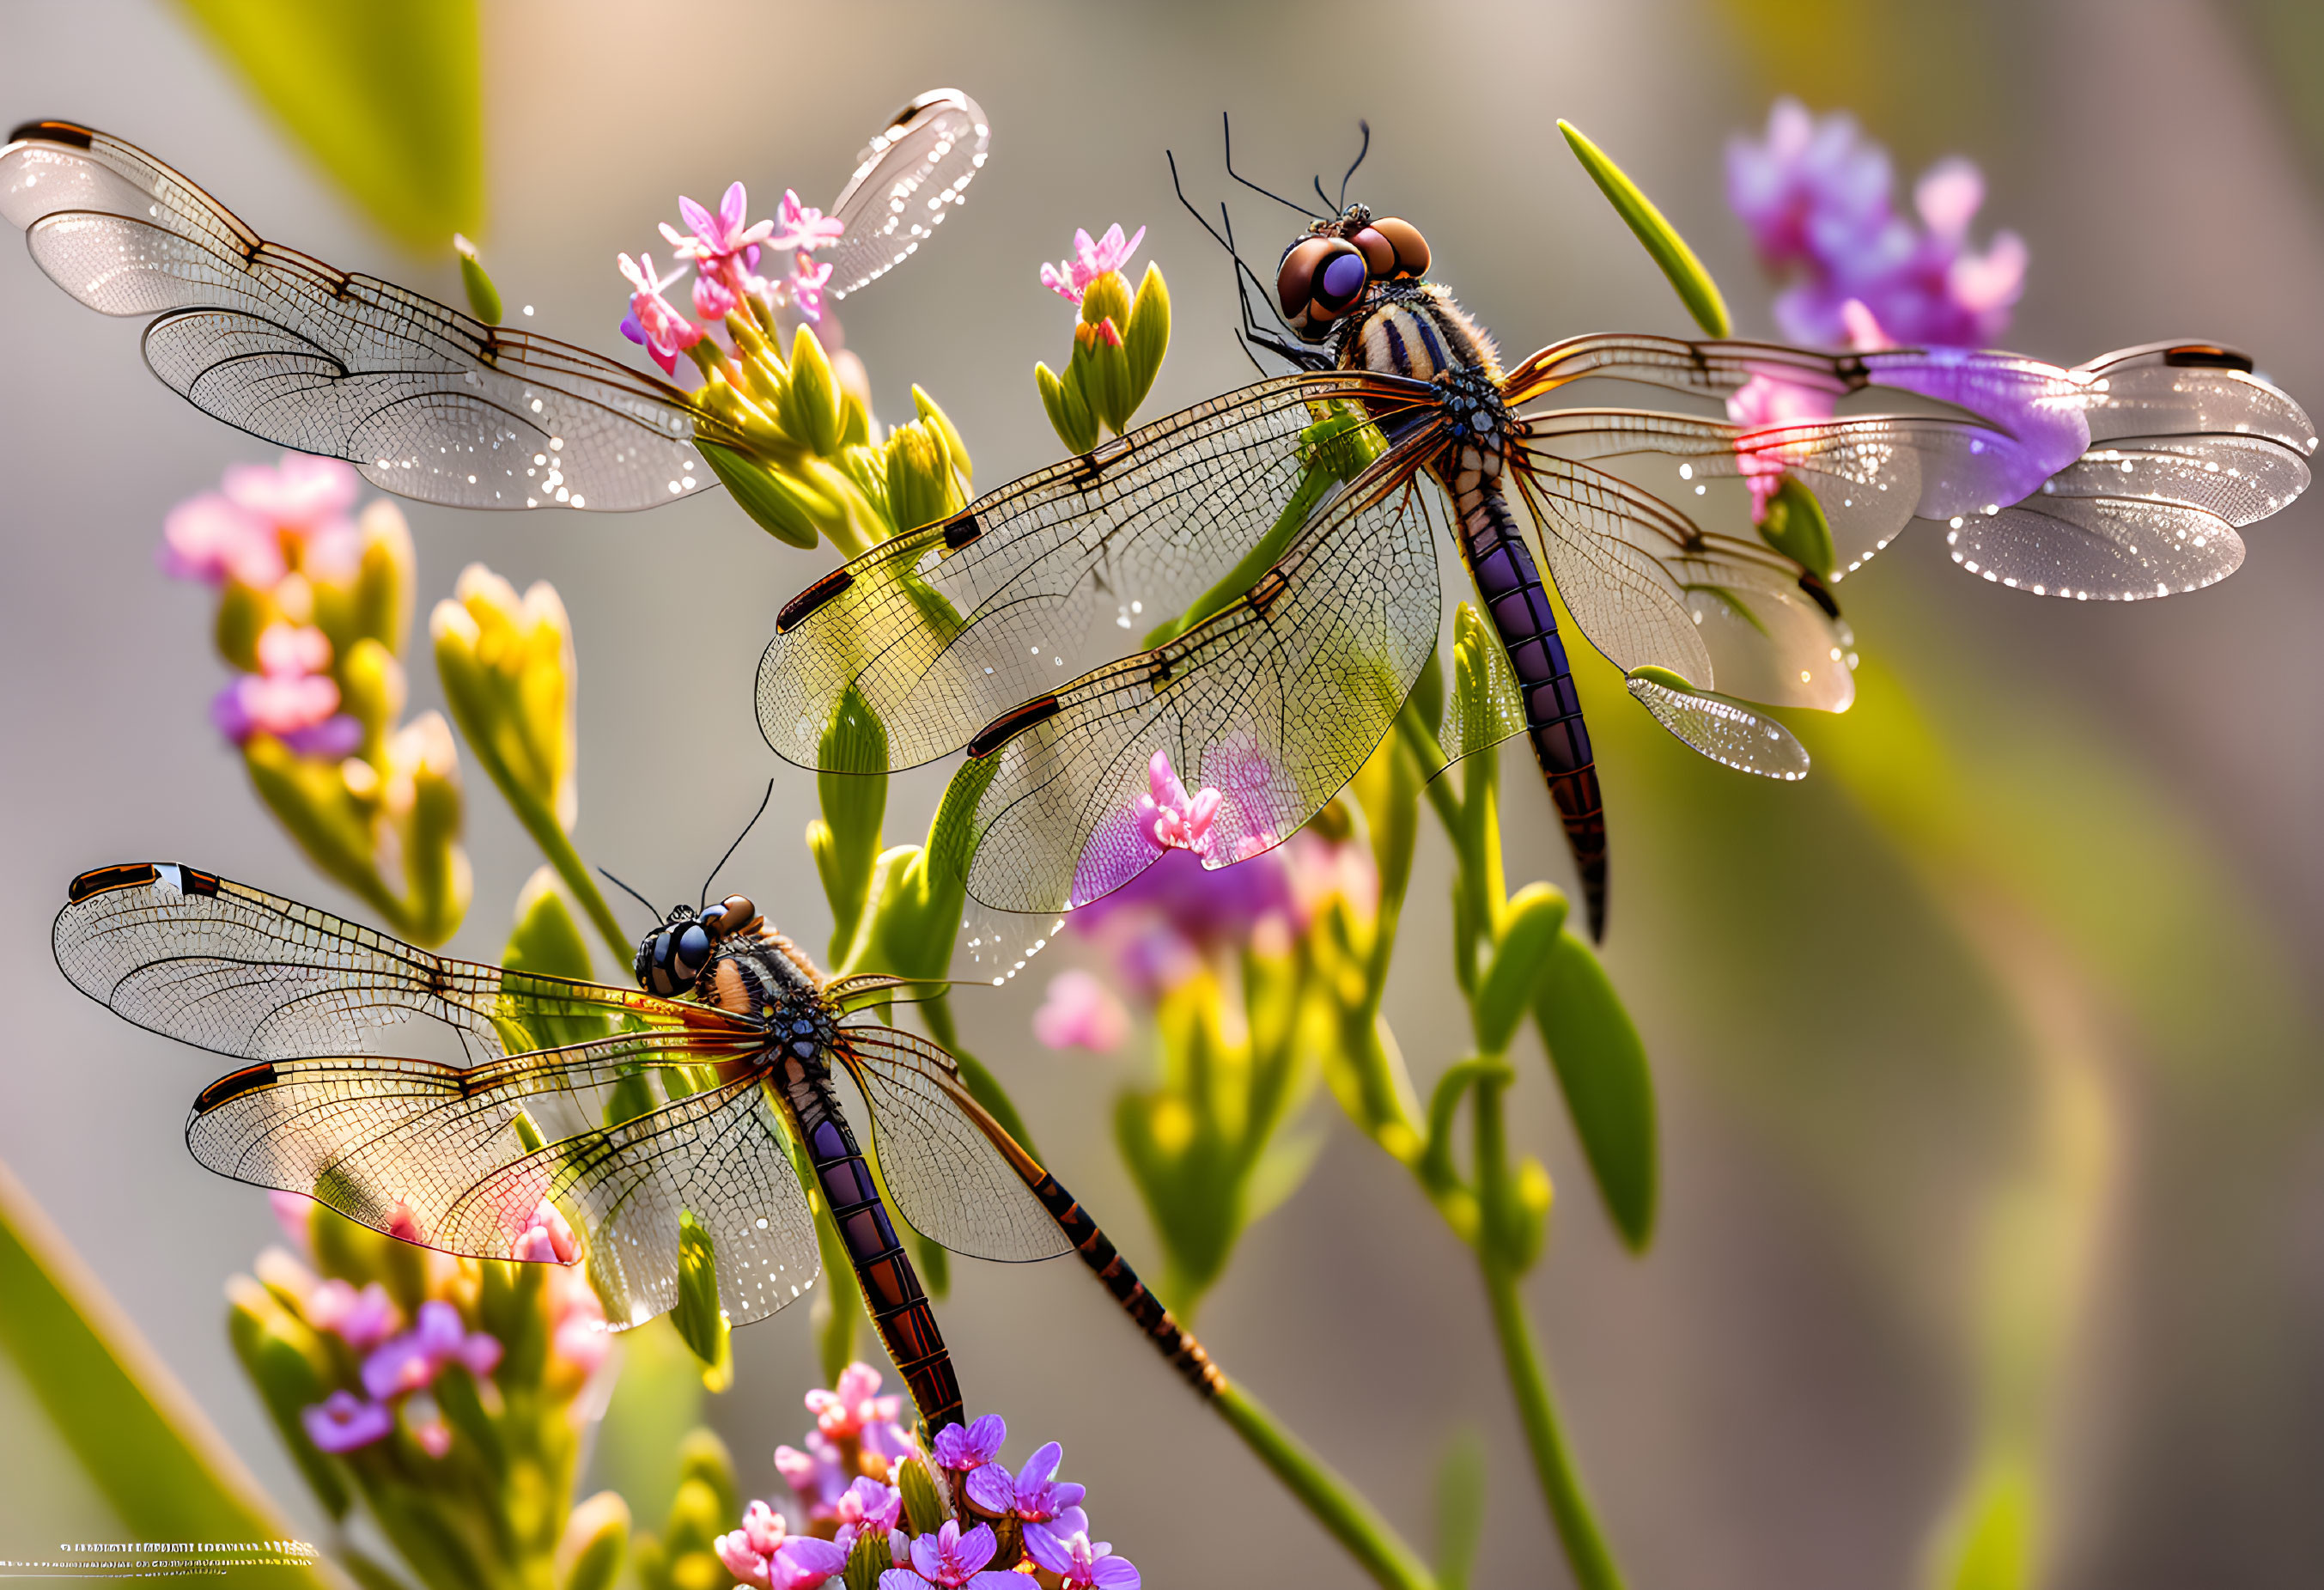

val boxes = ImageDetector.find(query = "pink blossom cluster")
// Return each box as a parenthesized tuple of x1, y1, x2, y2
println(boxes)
(1040, 222, 1144, 305)
(619, 183, 849, 374)
(161, 454, 368, 757)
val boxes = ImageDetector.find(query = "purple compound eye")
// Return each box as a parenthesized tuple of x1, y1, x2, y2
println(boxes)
(1317, 247, 1369, 309)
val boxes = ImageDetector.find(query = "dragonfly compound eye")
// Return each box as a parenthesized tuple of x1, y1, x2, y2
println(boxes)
(1277, 236, 1368, 337)
(1366, 217, 1430, 279)
(675, 922, 712, 972)
(707, 894, 757, 936)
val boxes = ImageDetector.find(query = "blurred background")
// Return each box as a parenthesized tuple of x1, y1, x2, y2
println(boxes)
(3, 1, 2321, 1585)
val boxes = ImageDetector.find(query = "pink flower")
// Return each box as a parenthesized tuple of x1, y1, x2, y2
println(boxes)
(1136, 752, 1220, 856)
(550, 1274, 610, 1378)
(788, 250, 835, 324)
(715, 1499, 790, 1589)
(221, 454, 360, 533)
(769, 189, 846, 254)
(776, 1430, 850, 1520)
(307, 1279, 401, 1352)
(897, 1519, 1015, 1587)
(1725, 371, 1840, 520)
(831, 1476, 904, 1555)
(661, 181, 776, 320)
(159, 493, 282, 587)
(807, 1361, 903, 1440)
(510, 1199, 578, 1264)
(1041, 223, 1145, 304)
(1032, 970, 1130, 1053)
(268, 1191, 315, 1254)
(301, 1390, 392, 1453)
(617, 251, 705, 375)
(411, 1410, 453, 1459)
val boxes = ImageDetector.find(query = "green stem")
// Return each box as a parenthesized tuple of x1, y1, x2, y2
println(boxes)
(506, 790, 630, 967)
(1473, 1079, 1623, 1590)
(1210, 1381, 1437, 1590)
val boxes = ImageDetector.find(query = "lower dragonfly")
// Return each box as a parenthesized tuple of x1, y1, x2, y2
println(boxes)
(757, 139, 2316, 940)
(52, 859, 1220, 1434)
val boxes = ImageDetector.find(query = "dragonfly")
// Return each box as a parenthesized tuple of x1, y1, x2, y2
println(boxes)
(52, 856, 1220, 1435)
(755, 140, 2316, 940)
(0, 92, 986, 510)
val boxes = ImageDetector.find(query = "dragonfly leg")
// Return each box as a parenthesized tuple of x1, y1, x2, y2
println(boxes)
(1456, 478, 1609, 938)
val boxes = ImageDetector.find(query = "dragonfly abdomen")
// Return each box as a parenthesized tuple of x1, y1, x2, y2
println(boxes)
(1025, 1169, 1224, 1398)
(1446, 453, 1609, 938)
(782, 1060, 964, 1434)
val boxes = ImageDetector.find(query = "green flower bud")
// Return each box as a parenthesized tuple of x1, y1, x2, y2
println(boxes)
(911, 386, 973, 486)
(432, 565, 577, 832)
(396, 711, 471, 946)
(782, 325, 844, 458)
(227, 1276, 349, 1520)
(843, 1525, 893, 1590)
(839, 387, 873, 450)
(811, 683, 890, 964)
(557, 1491, 630, 1590)
(453, 233, 502, 325)
(700, 442, 824, 549)
(674, 1429, 739, 1526)
(663, 1475, 726, 1560)
(337, 637, 405, 754)
(672, 1210, 732, 1389)
(1756, 472, 1837, 579)
(214, 577, 274, 673)
(351, 501, 417, 655)
(1035, 360, 1100, 457)
(629, 1532, 672, 1590)
(1120, 261, 1171, 422)
(882, 419, 962, 536)
(896, 1455, 948, 1537)
(1071, 285, 1135, 437)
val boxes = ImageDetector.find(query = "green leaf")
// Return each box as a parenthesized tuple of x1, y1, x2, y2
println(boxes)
(496, 866, 606, 1052)
(896, 1456, 948, 1536)
(453, 234, 501, 324)
(0, 1161, 325, 1572)
(1035, 359, 1101, 456)
(1532, 929, 1658, 1249)
(1122, 261, 1171, 419)
(672, 1209, 732, 1386)
(558, 1492, 630, 1590)
(1475, 885, 1571, 1054)
(176, 0, 482, 253)
(1433, 1428, 1487, 1590)
(699, 441, 823, 549)
(1757, 473, 1838, 579)
(1557, 119, 1731, 338)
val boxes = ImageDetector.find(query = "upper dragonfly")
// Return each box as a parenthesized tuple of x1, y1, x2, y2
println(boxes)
(0, 92, 986, 510)
(52, 858, 1220, 1435)
(755, 151, 2315, 938)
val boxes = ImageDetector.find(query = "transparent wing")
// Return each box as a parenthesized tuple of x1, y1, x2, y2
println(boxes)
(757, 370, 1438, 772)
(1505, 448, 1853, 712)
(824, 90, 991, 300)
(1, 121, 718, 512)
(190, 1049, 819, 1329)
(952, 456, 1443, 914)
(1506, 333, 2312, 594)
(838, 1026, 1069, 1263)
(53, 862, 743, 1063)
(1625, 672, 1810, 781)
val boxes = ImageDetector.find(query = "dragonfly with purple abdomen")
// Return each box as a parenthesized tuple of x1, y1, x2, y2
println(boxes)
(51, 858, 1220, 1437)
(755, 143, 2315, 941)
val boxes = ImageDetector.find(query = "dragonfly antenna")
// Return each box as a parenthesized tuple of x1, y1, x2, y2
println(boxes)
(1339, 119, 1371, 210)
(599, 866, 658, 918)
(1222, 112, 1323, 220)
(701, 780, 776, 910)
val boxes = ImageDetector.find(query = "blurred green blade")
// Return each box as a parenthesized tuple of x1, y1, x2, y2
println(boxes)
(1532, 929, 1658, 1250)
(0, 1158, 329, 1579)
(176, 0, 483, 252)
(1557, 119, 1731, 338)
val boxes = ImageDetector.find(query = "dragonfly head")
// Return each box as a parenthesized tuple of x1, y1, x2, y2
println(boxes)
(634, 893, 758, 997)
(1275, 206, 1431, 343)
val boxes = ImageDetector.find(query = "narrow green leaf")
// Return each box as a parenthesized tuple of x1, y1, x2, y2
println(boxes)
(896, 1456, 947, 1536)
(1477, 884, 1572, 1055)
(1758, 473, 1837, 579)
(0, 1161, 325, 1574)
(699, 442, 823, 549)
(1532, 929, 1658, 1249)
(176, 0, 482, 253)
(1035, 360, 1100, 456)
(453, 235, 501, 325)
(558, 1491, 630, 1590)
(1557, 119, 1731, 338)
(1433, 1428, 1488, 1590)
(672, 1209, 732, 1386)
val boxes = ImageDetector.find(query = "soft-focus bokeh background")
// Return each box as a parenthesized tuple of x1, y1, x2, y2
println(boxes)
(3, 2, 2322, 1585)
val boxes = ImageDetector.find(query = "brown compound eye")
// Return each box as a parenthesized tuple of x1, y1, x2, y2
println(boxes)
(1351, 227, 1397, 277)
(1368, 216, 1429, 278)
(1277, 235, 1369, 340)
(706, 894, 757, 936)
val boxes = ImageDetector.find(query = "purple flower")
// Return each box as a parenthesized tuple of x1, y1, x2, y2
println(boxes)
(967, 1441, 1088, 1562)
(1024, 1526, 1139, 1589)
(360, 1300, 502, 1400)
(661, 181, 777, 320)
(879, 1520, 1016, 1588)
(830, 1475, 904, 1555)
(300, 1390, 392, 1453)
(616, 251, 704, 375)
(1073, 844, 1296, 969)
(1041, 223, 1145, 304)
(1726, 98, 2025, 350)
(1032, 970, 1131, 1053)
(788, 250, 836, 323)
(931, 1411, 1006, 1475)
